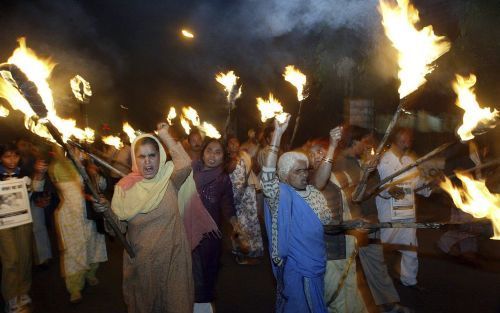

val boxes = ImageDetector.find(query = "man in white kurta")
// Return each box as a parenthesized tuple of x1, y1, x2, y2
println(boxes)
(376, 129, 431, 287)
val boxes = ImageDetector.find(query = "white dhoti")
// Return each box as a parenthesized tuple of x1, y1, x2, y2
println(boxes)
(380, 226, 418, 286)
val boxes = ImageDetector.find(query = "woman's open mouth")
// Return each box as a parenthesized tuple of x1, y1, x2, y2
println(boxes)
(143, 165, 155, 174)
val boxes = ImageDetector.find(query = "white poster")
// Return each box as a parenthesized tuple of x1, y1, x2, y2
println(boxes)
(0, 178, 32, 230)
(390, 183, 416, 220)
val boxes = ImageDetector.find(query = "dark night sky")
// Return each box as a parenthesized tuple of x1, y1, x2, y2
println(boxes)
(0, 0, 498, 142)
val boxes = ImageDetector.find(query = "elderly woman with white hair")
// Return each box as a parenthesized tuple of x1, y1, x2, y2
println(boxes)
(260, 116, 333, 313)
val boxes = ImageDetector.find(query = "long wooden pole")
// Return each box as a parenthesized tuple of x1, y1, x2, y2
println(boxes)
(288, 99, 303, 148)
(352, 94, 413, 202)
(363, 141, 455, 199)
(1, 63, 135, 258)
(47, 123, 135, 258)
(414, 157, 500, 193)
(324, 221, 492, 234)
(68, 141, 127, 178)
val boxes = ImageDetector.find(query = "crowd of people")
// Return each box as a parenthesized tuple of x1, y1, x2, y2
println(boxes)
(0, 117, 494, 313)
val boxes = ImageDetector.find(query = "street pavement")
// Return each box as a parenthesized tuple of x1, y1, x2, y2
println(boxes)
(23, 194, 500, 312)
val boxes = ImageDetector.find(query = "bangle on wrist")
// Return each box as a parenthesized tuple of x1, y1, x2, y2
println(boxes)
(268, 145, 279, 153)
(321, 157, 333, 164)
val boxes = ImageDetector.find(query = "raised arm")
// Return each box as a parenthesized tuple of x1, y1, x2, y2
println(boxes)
(311, 127, 342, 190)
(260, 115, 291, 216)
(157, 122, 192, 188)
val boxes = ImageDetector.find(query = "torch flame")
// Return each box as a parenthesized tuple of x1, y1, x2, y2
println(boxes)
(102, 135, 123, 150)
(180, 117, 191, 135)
(379, 0, 451, 98)
(371, 148, 375, 156)
(199, 121, 221, 139)
(24, 118, 52, 140)
(167, 107, 177, 125)
(179, 106, 220, 137)
(70, 75, 92, 102)
(440, 173, 500, 240)
(283, 65, 307, 101)
(182, 106, 200, 126)
(215, 71, 242, 102)
(0, 37, 95, 143)
(7, 37, 56, 113)
(181, 29, 194, 38)
(452, 74, 498, 141)
(83, 127, 95, 143)
(123, 122, 137, 143)
(0, 105, 9, 117)
(275, 113, 289, 124)
(256, 93, 285, 122)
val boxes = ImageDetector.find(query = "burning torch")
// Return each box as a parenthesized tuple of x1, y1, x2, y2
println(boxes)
(283, 65, 307, 148)
(216, 70, 242, 138)
(0, 63, 135, 258)
(352, 0, 451, 202)
(70, 74, 92, 128)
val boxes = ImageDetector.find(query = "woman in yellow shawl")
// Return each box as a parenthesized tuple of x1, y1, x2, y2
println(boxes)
(94, 123, 194, 313)
(49, 146, 107, 304)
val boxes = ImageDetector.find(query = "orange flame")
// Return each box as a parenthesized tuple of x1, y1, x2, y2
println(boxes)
(181, 29, 194, 38)
(452, 74, 498, 141)
(440, 173, 500, 240)
(182, 106, 200, 126)
(83, 127, 95, 143)
(167, 107, 177, 125)
(379, 0, 450, 98)
(70, 75, 92, 102)
(102, 135, 123, 150)
(0, 105, 9, 117)
(283, 65, 307, 101)
(256, 93, 285, 122)
(0, 37, 95, 143)
(215, 71, 242, 102)
(180, 117, 191, 135)
(199, 121, 221, 139)
(122, 122, 137, 143)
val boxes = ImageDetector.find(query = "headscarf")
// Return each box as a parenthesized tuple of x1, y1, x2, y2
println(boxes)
(178, 171, 221, 250)
(111, 133, 174, 220)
